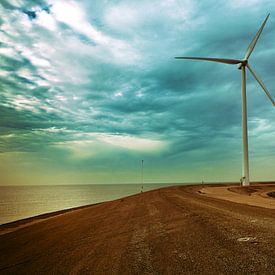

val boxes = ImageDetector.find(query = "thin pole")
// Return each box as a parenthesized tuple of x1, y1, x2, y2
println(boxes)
(241, 66, 250, 186)
(141, 160, 144, 185)
(141, 160, 144, 192)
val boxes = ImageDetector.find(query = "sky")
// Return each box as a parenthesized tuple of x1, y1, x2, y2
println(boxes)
(0, 0, 275, 185)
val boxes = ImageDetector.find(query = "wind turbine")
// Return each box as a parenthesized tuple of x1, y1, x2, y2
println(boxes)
(175, 14, 275, 186)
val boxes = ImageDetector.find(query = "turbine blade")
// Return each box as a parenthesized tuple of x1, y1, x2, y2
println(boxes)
(175, 56, 242, 65)
(247, 64, 275, 106)
(244, 14, 270, 60)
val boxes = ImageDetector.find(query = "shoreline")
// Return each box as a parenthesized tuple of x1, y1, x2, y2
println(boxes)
(1, 182, 274, 235)
(0, 203, 100, 235)
(0, 184, 173, 234)
(0, 183, 183, 226)
(0, 182, 234, 227)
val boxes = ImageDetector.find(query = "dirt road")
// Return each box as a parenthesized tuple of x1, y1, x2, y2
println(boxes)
(0, 184, 274, 274)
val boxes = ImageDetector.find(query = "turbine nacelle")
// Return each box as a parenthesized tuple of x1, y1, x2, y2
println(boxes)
(237, 60, 248, 70)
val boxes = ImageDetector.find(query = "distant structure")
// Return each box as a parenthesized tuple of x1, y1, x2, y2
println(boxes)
(176, 14, 275, 186)
(141, 159, 144, 192)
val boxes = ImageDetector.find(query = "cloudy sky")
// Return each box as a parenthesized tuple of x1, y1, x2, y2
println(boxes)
(0, 0, 275, 185)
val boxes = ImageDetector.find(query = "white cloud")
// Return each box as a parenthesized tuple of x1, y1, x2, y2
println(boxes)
(114, 92, 123, 97)
(250, 118, 273, 135)
(11, 95, 41, 113)
(50, 0, 109, 44)
(14, 44, 51, 71)
(53, 132, 166, 159)
(15, 11, 33, 30)
(55, 95, 67, 102)
(37, 127, 76, 133)
(53, 139, 96, 158)
(27, 53, 50, 67)
(35, 79, 49, 86)
(0, 47, 17, 58)
(73, 132, 165, 151)
(0, 70, 9, 77)
(98, 134, 165, 152)
(230, 0, 264, 8)
(8, 0, 24, 7)
(49, 0, 139, 64)
(104, 5, 141, 31)
(36, 10, 57, 31)
(104, 0, 194, 33)
(17, 68, 38, 82)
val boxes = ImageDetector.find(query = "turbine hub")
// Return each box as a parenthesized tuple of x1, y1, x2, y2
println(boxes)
(242, 60, 248, 66)
(238, 60, 248, 70)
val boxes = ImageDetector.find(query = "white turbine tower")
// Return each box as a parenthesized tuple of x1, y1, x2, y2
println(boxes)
(176, 14, 275, 186)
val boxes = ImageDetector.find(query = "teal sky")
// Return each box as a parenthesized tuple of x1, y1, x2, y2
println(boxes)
(0, 0, 275, 185)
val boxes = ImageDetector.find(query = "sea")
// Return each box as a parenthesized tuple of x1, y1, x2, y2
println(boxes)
(0, 184, 181, 225)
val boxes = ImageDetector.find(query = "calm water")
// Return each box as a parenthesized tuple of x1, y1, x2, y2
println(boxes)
(0, 184, 177, 225)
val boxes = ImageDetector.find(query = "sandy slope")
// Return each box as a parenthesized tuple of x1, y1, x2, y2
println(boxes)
(201, 183, 275, 209)
(0, 184, 274, 274)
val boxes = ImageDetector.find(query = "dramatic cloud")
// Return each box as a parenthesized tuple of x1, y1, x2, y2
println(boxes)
(0, 0, 275, 185)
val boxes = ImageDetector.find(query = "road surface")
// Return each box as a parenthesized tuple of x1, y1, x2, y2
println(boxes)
(0, 184, 274, 274)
